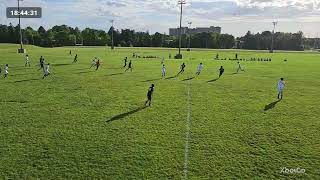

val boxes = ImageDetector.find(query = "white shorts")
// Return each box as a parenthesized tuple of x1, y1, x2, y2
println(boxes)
(278, 88, 283, 93)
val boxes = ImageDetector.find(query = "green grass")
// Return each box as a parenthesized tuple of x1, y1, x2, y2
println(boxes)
(0, 43, 319, 179)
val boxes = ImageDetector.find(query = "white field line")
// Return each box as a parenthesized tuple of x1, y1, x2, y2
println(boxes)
(183, 84, 192, 179)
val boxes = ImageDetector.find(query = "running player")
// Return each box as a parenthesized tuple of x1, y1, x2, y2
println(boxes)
(125, 60, 132, 72)
(236, 62, 245, 73)
(145, 84, 155, 107)
(90, 57, 97, 68)
(43, 63, 50, 79)
(219, 66, 224, 78)
(277, 78, 286, 99)
(196, 63, 203, 75)
(177, 63, 186, 75)
(73, 54, 78, 63)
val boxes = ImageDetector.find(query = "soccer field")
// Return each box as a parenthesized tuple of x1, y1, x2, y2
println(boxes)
(0, 44, 319, 179)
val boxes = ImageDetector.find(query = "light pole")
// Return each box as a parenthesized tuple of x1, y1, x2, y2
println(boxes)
(18, 0, 25, 53)
(187, 21, 192, 51)
(110, 20, 114, 50)
(176, 0, 186, 59)
(270, 21, 278, 53)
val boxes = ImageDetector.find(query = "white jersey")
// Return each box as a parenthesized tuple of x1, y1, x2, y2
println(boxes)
(278, 80, 285, 90)
(197, 64, 203, 72)
(162, 67, 166, 73)
(45, 65, 50, 74)
(25, 57, 29, 62)
(4, 66, 8, 74)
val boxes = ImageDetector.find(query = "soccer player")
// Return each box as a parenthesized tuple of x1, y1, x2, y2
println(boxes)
(96, 59, 100, 70)
(123, 57, 128, 68)
(145, 84, 155, 107)
(90, 57, 97, 68)
(236, 62, 245, 73)
(69, 50, 72, 55)
(161, 57, 165, 64)
(277, 78, 285, 99)
(235, 53, 238, 59)
(161, 65, 166, 78)
(43, 63, 50, 79)
(196, 63, 203, 75)
(3, 64, 8, 78)
(25, 54, 30, 67)
(125, 60, 132, 72)
(39, 56, 45, 70)
(215, 53, 219, 59)
(73, 54, 78, 63)
(219, 66, 224, 78)
(177, 63, 186, 75)
(169, 53, 172, 59)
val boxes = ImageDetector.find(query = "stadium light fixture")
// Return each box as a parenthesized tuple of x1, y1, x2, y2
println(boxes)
(110, 20, 114, 50)
(18, 0, 25, 53)
(270, 21, 278, 53)
(187, 21, 192, 51)
(175, 0, 186, 59)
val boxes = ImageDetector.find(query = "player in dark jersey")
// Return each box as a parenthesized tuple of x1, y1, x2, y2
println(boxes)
(73, 54, 78, 63)
(125, 60, 132, 72)
(39, 56, 45, 70)
(145, 84, 155, 107)
(123, 57, 128, 68)
(177, 63, 186, 75)
(219, 66, 225, 78)
(96, 59, 100, 70)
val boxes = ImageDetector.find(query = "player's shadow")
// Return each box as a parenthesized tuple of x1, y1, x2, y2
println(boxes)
(182, 77, 195, 81)
(207, 78, 219, 83)
(53, 63, 72, 66)
(264, 99, 282, 111)
(166, 75, 177, 80)
(12, 78, 40, 83)
(105, 72, 124, 77)
(106, 106, 147, 123)
(142, 78, 162, 82)
(76, 71, 95, 74)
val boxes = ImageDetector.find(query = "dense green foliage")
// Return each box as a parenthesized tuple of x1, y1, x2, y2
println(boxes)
(0, 44, 319, 178)
(1, 23, 315, 50)
(237, 31, 304, 51)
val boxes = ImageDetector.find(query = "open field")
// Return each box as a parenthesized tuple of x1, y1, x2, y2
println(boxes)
(0, 44, 319, 179)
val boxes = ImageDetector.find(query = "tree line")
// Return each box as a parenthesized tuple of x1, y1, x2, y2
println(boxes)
(0, 23, 314, 51)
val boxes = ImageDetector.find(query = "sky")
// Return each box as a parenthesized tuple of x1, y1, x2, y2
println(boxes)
(1, 0, 320, 37)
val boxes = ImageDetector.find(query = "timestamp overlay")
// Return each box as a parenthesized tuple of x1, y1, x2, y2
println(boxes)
(6, 7, 42, 18)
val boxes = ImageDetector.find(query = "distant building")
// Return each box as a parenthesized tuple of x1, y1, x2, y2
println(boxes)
(169, 26, 221, 36)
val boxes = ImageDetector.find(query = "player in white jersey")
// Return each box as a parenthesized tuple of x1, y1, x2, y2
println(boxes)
(25, 55, 31, 67)
(90, 57, 97, 68)
(3, 64, 8, 78)
(161, 65, 166, 78)
(236, 62, 245, 73)
(196, 63, 203, 75)
(43, 63, 50, 79)
(277, 78, 285, 99)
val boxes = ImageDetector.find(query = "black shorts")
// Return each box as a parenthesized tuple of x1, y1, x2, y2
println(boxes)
(147, 95, 152, 100)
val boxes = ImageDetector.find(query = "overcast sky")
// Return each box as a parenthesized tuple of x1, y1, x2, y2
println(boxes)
(1, 0, 320, 37)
